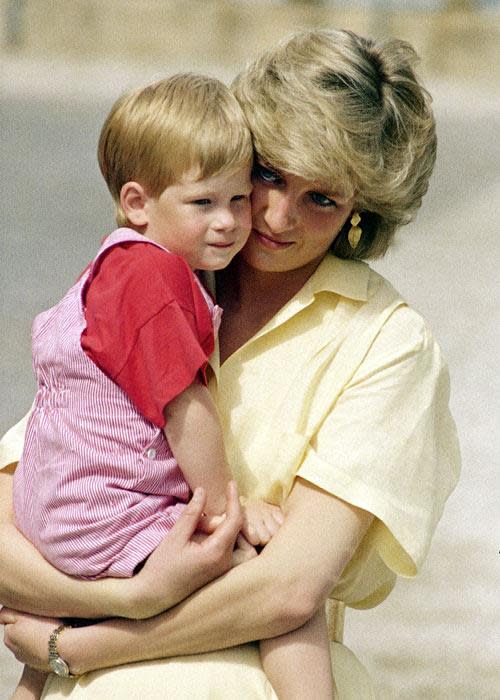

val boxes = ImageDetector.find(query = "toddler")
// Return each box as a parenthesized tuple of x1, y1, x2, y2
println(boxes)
(12, 74, 333, 699)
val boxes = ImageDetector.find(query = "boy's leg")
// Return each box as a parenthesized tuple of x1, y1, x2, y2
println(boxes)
(10, 666, 47, 700)
(260, 606, 335, 699)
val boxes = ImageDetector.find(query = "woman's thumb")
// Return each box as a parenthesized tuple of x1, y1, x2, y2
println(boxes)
(172, 487, 207, 540)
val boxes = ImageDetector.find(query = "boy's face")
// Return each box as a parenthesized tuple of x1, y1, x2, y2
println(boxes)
(144, 165, 252, 270)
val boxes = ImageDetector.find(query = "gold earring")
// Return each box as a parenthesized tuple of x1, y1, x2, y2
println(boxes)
(348, 212, 362, 249)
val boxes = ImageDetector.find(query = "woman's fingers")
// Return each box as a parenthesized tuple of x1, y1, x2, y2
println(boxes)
(205, 481, 242, 548)
(1, 611, 59, 669)
(197, 513, 225, 534)
(219, 481, 243, 535)
(0, 606, 17, 624)
(169, 487, 207, 542)
(225, 481, 242, 519)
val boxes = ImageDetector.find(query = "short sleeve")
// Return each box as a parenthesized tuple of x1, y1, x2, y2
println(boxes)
(81, 243, 214, 428)
(297, 306, 461, 577)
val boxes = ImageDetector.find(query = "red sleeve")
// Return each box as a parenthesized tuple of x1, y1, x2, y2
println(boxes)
(81, 242, 215, 428)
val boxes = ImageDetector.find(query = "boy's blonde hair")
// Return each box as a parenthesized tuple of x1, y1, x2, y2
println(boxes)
(232, 29, 437, 260)
(98, 73, 253, 227)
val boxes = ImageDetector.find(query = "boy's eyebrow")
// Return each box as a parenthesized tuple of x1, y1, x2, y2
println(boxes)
(182, 183, 253, 197)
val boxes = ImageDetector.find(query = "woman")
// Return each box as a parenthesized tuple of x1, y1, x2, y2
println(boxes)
(0, 29, 460, 698)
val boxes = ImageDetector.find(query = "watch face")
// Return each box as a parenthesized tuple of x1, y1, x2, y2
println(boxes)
(49, 656, 70, 677)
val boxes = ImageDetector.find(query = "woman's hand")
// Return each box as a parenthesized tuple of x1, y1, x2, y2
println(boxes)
(0, 607, 58, 670)
(0, 479, 375, 675)
(126, 481, 243, 619)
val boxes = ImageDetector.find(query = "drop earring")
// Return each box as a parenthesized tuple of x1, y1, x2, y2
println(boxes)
(348, 212, 362, 249)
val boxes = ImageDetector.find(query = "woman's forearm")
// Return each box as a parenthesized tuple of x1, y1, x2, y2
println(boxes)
(61, 560, 284, 674)
(60, 478, 373, 674)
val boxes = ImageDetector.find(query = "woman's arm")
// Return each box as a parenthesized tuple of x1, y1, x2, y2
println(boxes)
(2, 477, 373, 674)
(0, 468, 243, 619)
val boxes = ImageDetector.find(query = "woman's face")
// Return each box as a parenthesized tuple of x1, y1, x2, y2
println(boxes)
(239, 162, 355, 274)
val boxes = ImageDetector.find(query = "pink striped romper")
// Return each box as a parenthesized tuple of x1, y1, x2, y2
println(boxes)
(13, 229, 221, 579)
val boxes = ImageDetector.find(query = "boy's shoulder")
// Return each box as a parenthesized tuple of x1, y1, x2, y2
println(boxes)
(99, 233, 194, 281)
(91, 236, 202, 311)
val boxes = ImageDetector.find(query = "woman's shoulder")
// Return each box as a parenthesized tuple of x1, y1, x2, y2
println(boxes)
(360, 271, 446, 380)
(363, 265, 432, 334)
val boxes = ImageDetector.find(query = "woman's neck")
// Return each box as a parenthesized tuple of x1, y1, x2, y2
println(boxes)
(216, 256, 322, 363)
(217, 257, 309, 313)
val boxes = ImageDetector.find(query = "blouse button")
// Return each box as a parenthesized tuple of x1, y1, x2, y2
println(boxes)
(146, 448, 157, 459)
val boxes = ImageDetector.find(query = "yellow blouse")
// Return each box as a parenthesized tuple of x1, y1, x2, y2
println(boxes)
(210, 254, 460, 608)
(0, 254, 460, 698)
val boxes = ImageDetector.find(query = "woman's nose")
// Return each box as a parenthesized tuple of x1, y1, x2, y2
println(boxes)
(264, 190, 298, 233)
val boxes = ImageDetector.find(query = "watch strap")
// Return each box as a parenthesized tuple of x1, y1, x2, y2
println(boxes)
(48, 624, 76, 677)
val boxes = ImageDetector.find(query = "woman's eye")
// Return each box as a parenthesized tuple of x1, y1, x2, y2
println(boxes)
(254, 164, 280, 184)
(310, 192, 337, 208)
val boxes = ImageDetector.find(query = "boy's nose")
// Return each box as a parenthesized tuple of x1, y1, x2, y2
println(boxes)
(213, 208, 236, 231)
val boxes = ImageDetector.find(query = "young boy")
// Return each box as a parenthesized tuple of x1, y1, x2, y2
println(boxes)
(11, 74, 334, 699)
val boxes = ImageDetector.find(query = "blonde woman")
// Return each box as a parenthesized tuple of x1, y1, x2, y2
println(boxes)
(0, 29, 460, 699)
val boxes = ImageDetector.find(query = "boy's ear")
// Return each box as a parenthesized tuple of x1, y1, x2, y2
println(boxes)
(120, 182, 149, 227)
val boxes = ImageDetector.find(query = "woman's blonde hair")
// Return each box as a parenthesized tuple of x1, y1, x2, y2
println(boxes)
(98, 73, 253, 227)
(232, 29, 437, 259)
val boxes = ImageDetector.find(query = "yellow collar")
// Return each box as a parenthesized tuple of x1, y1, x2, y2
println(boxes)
(302, 254, 370, 302)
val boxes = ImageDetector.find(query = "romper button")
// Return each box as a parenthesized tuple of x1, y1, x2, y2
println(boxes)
(146, 448, 156, 459)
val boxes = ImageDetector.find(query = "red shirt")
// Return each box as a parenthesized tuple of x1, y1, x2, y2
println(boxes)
(81, 242, 215, 428)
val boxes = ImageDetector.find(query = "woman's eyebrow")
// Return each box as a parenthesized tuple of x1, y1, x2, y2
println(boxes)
(255, 158, 276, 170)
(315, 186, 351, 203)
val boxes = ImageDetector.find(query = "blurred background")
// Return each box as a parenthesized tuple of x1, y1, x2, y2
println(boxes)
(1, 1, 499, 698)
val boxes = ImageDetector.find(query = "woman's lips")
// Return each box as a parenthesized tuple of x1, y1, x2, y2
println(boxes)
(253, 230, 293, 250)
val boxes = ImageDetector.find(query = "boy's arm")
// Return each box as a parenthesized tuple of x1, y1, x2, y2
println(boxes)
(163, 380, 232, 518)
(164, 384, 284, 542)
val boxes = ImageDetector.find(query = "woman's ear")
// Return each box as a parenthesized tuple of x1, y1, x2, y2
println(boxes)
(120, 182, 149, 228)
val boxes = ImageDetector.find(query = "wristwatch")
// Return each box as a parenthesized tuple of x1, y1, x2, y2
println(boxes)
(48, 624, 76, 677)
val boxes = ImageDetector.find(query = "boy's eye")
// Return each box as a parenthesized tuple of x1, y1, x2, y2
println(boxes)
(192, 198, 211, 206)
(254, 164, 281, 184)
(310, 192, 337, 208)
(231, 194, 249, 202)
